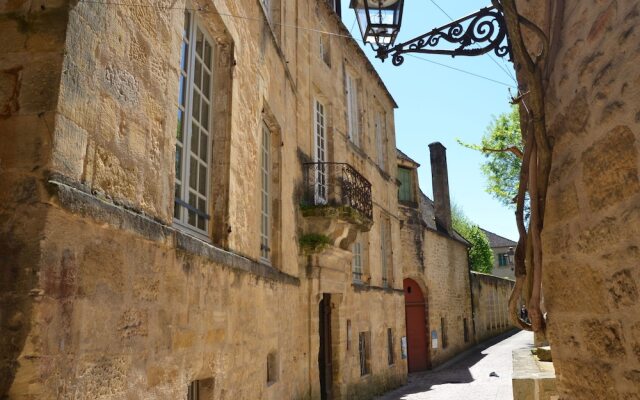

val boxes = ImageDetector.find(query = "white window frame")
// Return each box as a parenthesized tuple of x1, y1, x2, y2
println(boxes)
(313, 99, 328, 205)
(260, 123, 271, 263)
(174, 11, 214, 241)
(352, 241, 363, 282)
(345, 72, 359, 146)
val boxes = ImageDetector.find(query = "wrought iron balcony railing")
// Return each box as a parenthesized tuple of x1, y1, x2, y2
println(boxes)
(302, 162, 373, 220)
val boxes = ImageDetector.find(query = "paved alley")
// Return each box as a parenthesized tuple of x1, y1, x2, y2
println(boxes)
(377, 330, 534, 400)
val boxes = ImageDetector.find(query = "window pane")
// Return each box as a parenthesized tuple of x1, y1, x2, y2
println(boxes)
(188, 193, 197, 226)
(194, 60, 202, 90)
(201, 101, 209, 130)
(196, 29, 204, 57)
(174, 184, 181, 219)
(200, 133, 208, 161)
(175, 144, 182, 177)
(199, 163, 206, 194)
(197, 197, 206, 230)
(191, 124, 199, 154)
(183, 11, 191, 40)
(202, 72, 211, 100)
(192, 92, 201, 120)
(177, 109, 184, 141)
(204, 42, 212, 69)
(189, 157, 198, 189)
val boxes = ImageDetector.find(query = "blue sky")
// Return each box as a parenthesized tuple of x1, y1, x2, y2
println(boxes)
(341, 1, 519, 240)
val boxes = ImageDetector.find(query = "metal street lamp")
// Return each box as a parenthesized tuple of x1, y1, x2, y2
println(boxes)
(507, 246, 515, 268)
(350, 0, 511, 65)
(352, 0, 404, 52)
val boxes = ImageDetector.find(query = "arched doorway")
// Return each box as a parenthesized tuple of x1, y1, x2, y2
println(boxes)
(403, 278, 430, 372)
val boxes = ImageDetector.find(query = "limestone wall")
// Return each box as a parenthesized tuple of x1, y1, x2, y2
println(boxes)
(8, 194, 309, 399)
(470, 272, 515, 343)
(514, 0, 640, 398)
(1, 0, 406, 398)
(399, 203, 474, 368)
(422, 231, 474, 366)
(0, 1, 70, 394)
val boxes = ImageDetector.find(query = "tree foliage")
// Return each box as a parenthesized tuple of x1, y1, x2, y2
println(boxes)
(458, 105, 523, 209)
(451, 203, 494, 274)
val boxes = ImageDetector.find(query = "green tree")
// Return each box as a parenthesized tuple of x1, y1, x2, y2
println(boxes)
(458, 105, 523, 209)
(452, 203, 494, 274)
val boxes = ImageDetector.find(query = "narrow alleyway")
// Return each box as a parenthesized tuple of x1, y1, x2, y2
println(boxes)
(377, 330, 534, 400)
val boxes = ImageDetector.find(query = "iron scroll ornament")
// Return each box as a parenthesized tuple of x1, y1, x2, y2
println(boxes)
(376, 6, 512, 65)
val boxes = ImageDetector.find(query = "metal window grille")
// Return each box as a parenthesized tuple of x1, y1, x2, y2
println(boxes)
(174, 11, 213, 238)
(260, 124, 271, 262)
(352, 241, 363, 282)
(302, 162, 373, 220)
(346, 73, 359, 146)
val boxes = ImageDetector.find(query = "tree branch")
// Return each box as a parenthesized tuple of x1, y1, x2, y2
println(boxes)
(481, 146, 524, 159)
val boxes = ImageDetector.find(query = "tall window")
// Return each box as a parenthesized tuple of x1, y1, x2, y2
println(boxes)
(260, 124, 271, 262)
(175, 11, 213, 238)
(387, 328, 395, 365)
(352, 241, 363, 283)
(441, 317, 448, 349)
(380, 218, 392, 288)
(397, 167, 413, 202)
(314, 99, 328, 204)
(375, 113, 385, 170)
(320, 35, 331, 66)
(345, 72, 359, 146)
(359, 331, 371, 376)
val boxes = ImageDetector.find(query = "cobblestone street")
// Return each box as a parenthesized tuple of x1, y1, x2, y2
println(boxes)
(377, 330, 534, 400)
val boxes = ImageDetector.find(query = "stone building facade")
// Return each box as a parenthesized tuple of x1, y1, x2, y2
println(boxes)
(512, 0, 640, 398)
(0, 1, 406, 399)
(395, 147, 475, 370)
(480, 228, 517, 280)
(395, 147, 518, 371)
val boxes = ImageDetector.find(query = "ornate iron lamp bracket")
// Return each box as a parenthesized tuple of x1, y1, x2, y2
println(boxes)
(377, 6, 512, 66)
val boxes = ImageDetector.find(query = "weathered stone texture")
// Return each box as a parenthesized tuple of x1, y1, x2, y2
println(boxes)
(1, 0, 406, 398)
(470, 272, 515, 343)
(516, 0, 640, 397)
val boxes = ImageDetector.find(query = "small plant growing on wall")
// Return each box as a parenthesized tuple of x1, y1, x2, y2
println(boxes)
(299, 233, 332, 254)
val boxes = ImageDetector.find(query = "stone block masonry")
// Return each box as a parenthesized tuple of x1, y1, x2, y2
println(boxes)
(512, 0, 640, 398)
(1, 0, 406, 398)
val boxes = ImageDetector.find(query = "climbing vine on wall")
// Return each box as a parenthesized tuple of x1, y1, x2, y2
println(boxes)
(497, 0, 553, 335)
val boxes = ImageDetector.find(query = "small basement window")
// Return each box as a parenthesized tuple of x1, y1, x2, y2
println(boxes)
(267, 351, 279, 385)
(187, 378, 214, 400)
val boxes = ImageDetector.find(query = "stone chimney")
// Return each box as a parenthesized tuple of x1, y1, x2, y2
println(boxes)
(429, 142, 452, 236)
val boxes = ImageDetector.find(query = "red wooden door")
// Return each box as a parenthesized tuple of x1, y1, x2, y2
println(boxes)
(404, 278, 430, 372)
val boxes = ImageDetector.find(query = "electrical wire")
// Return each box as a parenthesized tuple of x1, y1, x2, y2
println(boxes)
(427, 0, 518, 84)
(407, 54, 516, 88)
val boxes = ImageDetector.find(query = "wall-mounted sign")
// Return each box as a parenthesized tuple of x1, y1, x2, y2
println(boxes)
(400, 336, 407, 359)
(431, 330, 438, 349)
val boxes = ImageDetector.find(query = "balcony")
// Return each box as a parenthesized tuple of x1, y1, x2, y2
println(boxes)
(300, 162, 373, 246)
